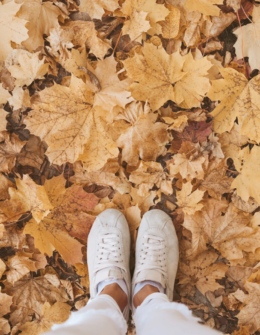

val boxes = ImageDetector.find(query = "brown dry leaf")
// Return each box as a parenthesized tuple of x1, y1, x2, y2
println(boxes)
(209, 69, 260, 142)
(174, 52, 212, 109)
(25, 76, 94, 165)
(159, 4, 180, 39)
(0, 226, 25, 249)
(62, 21, 111, 59)
(75, 263, 89, 290)
(0, 291, 12, 317)
(79, 0, 119, 19)
(232, 193, 259, 213)
(176, 181, 204, 215)
(0, 1, 28, 61)
(3, 274, 68, 326)
(84, 56, 133, 113)
(0, 259, 6, 279)
(177, 250, 228, 295)
(123, 43, 185, 111)
(201, 133, 224, 159)
(16, 0, 61, 52)
(19, 302, 71, 335)
(218, 123, 248, 168)
(234, 281, 260, 333)
(232, 146, 260, 204)
(168, 153, 206, 180)
(185, 0, 223, 16)
(46, 25, 74, 62)
(6, 255, 36, 285)
(0, 318, 10, 335)
(0, 175, 53, 224)
(0, 84, 11, 105)
(122, 0, 169, 37)
(184, 201, 260, 260)
(8, 87, 31, 110)
(117, 101, 169, 166)
(6, 50, 49, 88)
(0, 174, 14, 200)
(129, 161, 172, 195)
(0, 132, 26, 173)
(200, 158, 233, 199)
(234, 6, 260, 71)
(122, 11, 151, 42)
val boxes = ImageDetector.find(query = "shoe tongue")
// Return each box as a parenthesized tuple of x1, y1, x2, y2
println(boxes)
(136, 269, 166, 288)
(95, 267, 124, 287)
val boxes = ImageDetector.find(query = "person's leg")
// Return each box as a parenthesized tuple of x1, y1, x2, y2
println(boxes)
(44, 209, 131, 335)
(131, 209, 220, 335)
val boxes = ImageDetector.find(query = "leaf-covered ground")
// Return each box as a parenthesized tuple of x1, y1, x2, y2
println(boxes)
(0, 0, 260, 334)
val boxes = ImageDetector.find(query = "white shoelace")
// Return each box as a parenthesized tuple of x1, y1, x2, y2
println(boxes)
(138, 234, 167, 275)
(95, 233, 123, 271)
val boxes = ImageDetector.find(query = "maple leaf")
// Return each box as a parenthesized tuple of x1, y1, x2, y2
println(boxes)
(46, 25, 74, 62)
(234, 6, 260, 70)
(16, 0, 61, 52)
(232, 146, 260, 204)
(0, 175, 53, 224)
(3, 274, 68, 326)
(0, 259, 6, 278)
(75, 263, 89, 289)
(8, 87, 31, 111)
(0, 1, 28, 61)
(200, 158, 233, 199)
(0, 226, 25, 249)
(63, 21, 111, 59)
(234, 281, 260, 333)
(169, 121, 213, 153)
(176, 181, 204, 215)
(174, 53, 212, 109)
(184, 201, 260, 260)
(24, 179, 98, 264)
(0, 318, 10, 335)
(208, 68, 260, 142)
(123, 43, 185, 111)
(116, 101, 169, 166)
(185, 0, 223, 16)
(122, 11, 151, 42)
(6, 254, 36, 285)
(0, 291, 12, 317)
(218, 123, 248, 168)
(177, 250, 228, 295)
(159, 4, 181, 39)
(0, 132, 26, 173)
(19, 302, 71, 335)
(129, 161, 173, 195)
(6, 50, 49, 88)
(79, 0, 119, 19)
(168, 153, 206, 180)
(85, 56, 133, 113)
(25, 76, 94, 165)
(0, 84, 11, 105)
(122, 0, 169, 37)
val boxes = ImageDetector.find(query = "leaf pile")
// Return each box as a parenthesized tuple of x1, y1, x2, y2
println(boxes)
(0, 0, 259, 334)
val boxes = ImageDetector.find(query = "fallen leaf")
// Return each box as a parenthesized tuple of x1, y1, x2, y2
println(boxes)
(6, 50, 49, 87)
(0, 291, 12, 317)
(185, 0, 223, 16)
(3, 274, 68, 326)
(8, 87, 31, 110)
(122, 11, 151, 42)
(0, 84, 11, 104)
(0, 132, 26, 173)
(169, 153, 206, 180)
(123, 43, 185, 111)
(117, 101, 169, 166)
(19, 302, 71, 335)
(177, 250, 228, 295)
(0, 1, 28, 61)
(159, 4, 180, 39)
(176, 181, 204, 215)
(6, 255, 36, 285)
(79, 0, 119, 19)
(16, 0, 61, 52)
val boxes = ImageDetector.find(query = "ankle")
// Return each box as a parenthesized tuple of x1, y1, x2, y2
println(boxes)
(133, 284, 159, 308)
(100, 283, 128, 312)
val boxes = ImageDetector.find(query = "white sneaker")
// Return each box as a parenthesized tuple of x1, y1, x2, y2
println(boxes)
(132, 209, 179, 311)
(87, 209, 131, 320)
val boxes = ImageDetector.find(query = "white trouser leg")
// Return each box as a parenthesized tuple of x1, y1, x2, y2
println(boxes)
(43, 295, 127, 335)
(134, 292, 220, 335)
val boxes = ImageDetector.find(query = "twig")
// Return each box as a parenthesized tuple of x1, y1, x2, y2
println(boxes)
(113, 17, 127, 54)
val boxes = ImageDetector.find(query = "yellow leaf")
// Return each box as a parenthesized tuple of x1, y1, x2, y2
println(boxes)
(185, 0, 223, 16)
(0, 1, 28, 61)
(160, 5, 180, 39)
(176, 181, 204, 215)
(79, 0, 119, 19)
